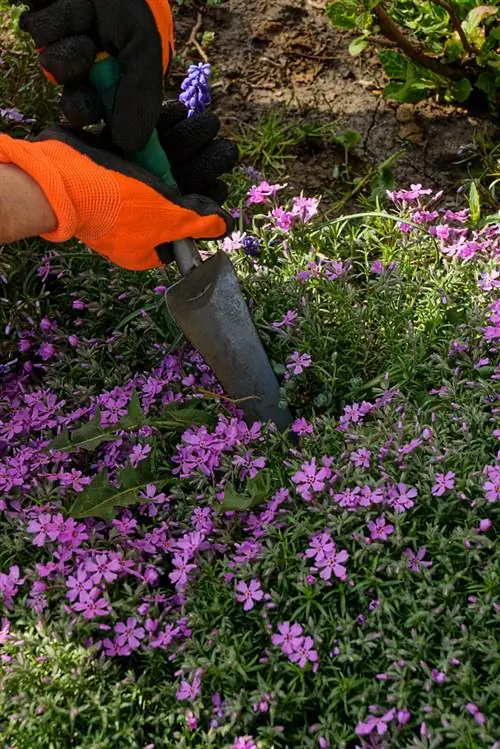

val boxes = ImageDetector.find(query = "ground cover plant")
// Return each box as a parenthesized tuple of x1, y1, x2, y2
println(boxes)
(1, 2, 500, 748)
(1, 166, 499, 747)
(326, 0, 500, 112)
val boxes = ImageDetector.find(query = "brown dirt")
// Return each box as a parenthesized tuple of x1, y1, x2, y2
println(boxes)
(172, 0, 496, 197)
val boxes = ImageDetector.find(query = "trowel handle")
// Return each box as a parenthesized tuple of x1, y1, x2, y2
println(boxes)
(88, 53, 201, 273)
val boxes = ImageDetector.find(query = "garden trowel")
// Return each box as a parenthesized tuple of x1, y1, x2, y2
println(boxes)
(90, 55, 292, 431)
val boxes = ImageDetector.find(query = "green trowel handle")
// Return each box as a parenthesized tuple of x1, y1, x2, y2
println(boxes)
(88, 53, 177, 188)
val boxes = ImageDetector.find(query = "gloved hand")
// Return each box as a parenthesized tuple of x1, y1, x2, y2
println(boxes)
(0, 103, 238, 270)
(19, 0, 174, 152)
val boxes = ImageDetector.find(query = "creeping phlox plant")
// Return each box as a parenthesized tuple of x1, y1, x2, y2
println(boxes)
(0, 173, 499, 747)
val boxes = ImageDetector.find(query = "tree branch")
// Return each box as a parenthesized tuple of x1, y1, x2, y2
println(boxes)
(429, 0, 474, 54)
(373, 3, 465, 81)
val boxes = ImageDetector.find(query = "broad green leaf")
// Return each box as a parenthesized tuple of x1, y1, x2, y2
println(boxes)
(69, 460, 170, 520)
(378, 49, 408, 80)
(117, 390, 146, 429)
(463, 5, 498, 37)
(153, 406, 213, 430)
(468, 182, 481, 222)
(48, 427, 72, 452)
(67, 409, 115, 452)
(444, 35, 465, 64)
(326, 0, 360, 29)
(476, 70, 497, 98)
(349, 36, 368, 56)
(383, 80, 432, 103)
(449, 77, 473, 103)
(215, 472, 272, 513)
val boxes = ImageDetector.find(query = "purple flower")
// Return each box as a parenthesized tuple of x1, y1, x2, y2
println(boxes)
(431, 669, 446, 684)
(129, 443, 151, 467)
(431, 471, 455, 496)
(169, 554, 197, 590)
(176, 668, 203, 701)
(389, 483, 417, 513)
(291, 417, 313, 436)
(483, 471, 499, 502)
(115, 617, 145, 649)
(235, 579, 264, 611)
(288, 635, 318, 668)
(388, 184, 433, 202)
(291, 195, 319, 222)
(179, 63, 211, 117)
(230, 737, 257, 749)
(313, 544, 349, 581)
(272, 310, 298, 330)
(272, 207, 294, 231)
(286, 351, 312, 375)
(351, 448, 371, 468)
(465, 703, 486, 725)
(37, 342, 56, 361)
(305, 532, 335, 563)
(271, 621, 303, 654)
(233, 450, 266, 480)
(403, 547, 432, 572)
(73, 590, 111, 620)
(242, 235, 263, 257)
(367, 515, 394, 541)
(66, 568, 93, 602)
(292, 457, 329, 501)
(246, 180, 285, 205)
(355, 710, 395, 736)
(85, 554, 121, 584)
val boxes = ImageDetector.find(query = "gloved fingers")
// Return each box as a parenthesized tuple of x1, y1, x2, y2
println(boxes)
(38, 35, 96, 83)
(60, 84, 102, 128)
(24, 0, 56, 11)
(113, 31, 165, 153)
(19, 0, 94, 48)
(159, 111, 221, 165)
(203, 179, 229, 206)
(156, 100, 191, 131)
(174, 139, 239, 195)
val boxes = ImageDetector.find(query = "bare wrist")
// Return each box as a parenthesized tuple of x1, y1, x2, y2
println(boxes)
(0, 164, 57, 244)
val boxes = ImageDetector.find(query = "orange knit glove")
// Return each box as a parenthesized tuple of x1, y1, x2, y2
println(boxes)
(0, 126, 233, 271)
(20, 0, 174, 152)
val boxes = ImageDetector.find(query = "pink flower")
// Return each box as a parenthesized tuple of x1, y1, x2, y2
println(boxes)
(403, 547, 432, 572)
(367, 515, 394, 541)
(115, 617, 145, 649)
(351, 448, 371, 468)
(169, 554, 197, 590)
(314, 546, 349, 581)
(431, 471, 455, 496)
(291, 417, 313, 436)
(355, 710, 395, 736)
(246, 180, 285, 205)
(288, 635, 318, 668)
(85, 554, 121, 584)
(272, 207, 294, 232)
(271, 621, 303, 654)
(272, 310, 298, 329)
(292, 457, 329, 501)
(176, 668, 203, 701)
(233, 450, 266, 480)
(390, 483, 417, 513)
(291, 195, 319, 222)
(231, 736, 257, 749)
(66, 568, 93, 602)
(221, 230, 246, 252)
(465, 702, 486, 725)
(235, 579, 264, 611)
(305, 532, 335, 563)
(431, 669, 446, 684)
(286, 351, 312, 375)
(73, 591, 111, 620)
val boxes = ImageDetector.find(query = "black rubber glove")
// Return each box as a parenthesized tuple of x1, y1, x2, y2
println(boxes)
(19, 0, 174, 152)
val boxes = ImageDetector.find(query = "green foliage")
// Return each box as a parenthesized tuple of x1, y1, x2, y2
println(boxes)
(326, 0, 500, 112)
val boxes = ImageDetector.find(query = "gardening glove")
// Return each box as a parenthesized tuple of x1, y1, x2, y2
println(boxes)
(0, 104, 237, 270)
(19, 0, 174, 152)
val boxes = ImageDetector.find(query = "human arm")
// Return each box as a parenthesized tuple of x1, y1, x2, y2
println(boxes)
(0, 106, 237, 268)
(0, 164, 57, 244)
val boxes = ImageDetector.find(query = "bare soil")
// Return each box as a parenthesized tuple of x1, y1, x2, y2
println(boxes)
(172, 0, 496, 197)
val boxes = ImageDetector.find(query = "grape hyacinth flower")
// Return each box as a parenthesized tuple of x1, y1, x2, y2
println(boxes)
(179, 63, 211, 117)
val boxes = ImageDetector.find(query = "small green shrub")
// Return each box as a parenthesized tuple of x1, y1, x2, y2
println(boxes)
(326, 0, 500, 112)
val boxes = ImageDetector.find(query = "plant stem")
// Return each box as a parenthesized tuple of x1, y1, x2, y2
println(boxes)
(372, 2, 465, 81)
(429, 0, 474, 54)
